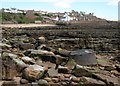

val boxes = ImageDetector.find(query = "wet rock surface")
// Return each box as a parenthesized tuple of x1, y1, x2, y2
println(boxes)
(0, 25, 120, 86)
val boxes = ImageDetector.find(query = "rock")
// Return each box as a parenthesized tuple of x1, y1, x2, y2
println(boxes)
(72, 65, 93, 77)
(97, 58, 111, 67)
(58, 74, 65, 81)
(2, 52, 18, 60)
(54, 55, 69, 69)
(49, 82, 60, 86)
(71, 82, 78, 86)
(20, 79, 29, 84)
(70, 49, 97, 65)
(12, 58, 28, 72)
(13, 77, 21, 84)
(111, 70, 120, 76)
(38, 45, 56, 52)
(31, 82, 39, 86)
(22, 65, 46, 81)
(58, 66, 69, 74)
(36, 61, 56, 69)
(57, 48, 71, 56)
(44, 77, 52, 82)
(60, 81, 68, 86)
(93, 73, 120, 85)
(63, 74, 71, 78)
(115, 64, 120, 72)
(52, 78, 59, 83)
(70, 76, 80, 82)
(65, 59, 76, 70)
(37, 79, 49, 86)
(0, 81, 4, 86)
(21, 56, 35, 64)
(60, 79, 71, 86)
(48, 68, 58, 77)
(26, 49, 55, 58)
(38, 36, 46, 44)
(104, 65, 116, 71)
(0, 43, 11, 49)
(19, 43, 35, 50)
(2, 81, 17, 86)
(79, 76, 106, 86)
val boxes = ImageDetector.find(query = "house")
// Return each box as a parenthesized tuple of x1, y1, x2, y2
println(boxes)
(26, 10, 37, 20)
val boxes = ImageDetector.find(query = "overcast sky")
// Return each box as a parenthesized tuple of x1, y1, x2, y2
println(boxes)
(1, 0, 119, 20)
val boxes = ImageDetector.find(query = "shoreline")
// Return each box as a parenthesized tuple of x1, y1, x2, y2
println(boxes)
(0, 24, 56, 28)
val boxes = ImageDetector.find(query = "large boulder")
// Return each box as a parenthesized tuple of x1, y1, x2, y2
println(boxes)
(21, 56, 35, 64)
(24, 49, 56, 63)
(22, 65, 47, 81)
(72, 65, 93, 77)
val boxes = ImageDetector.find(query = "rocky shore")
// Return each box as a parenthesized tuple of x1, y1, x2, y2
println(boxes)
(0, 24, 120, 86)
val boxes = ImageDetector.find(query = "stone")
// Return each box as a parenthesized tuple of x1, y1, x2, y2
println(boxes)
(38, 36, 46, 43)
(44, 77, 52, 82)
(70, 49, 97, 65)
(57, 74, 65, 81)
(71, 82, 78, 86)
(26, 49, 55, 57)
(52, 78, 59, 83)
(58, 66, 69, 74)
(104, 65, 116, 71)
(13, 77, 21, 84)
(70, 76, 80, 82)
(2, 52, 18, 60)
(19, 43, 35, 50)
(115, 64, 120, 72)
(48, 68, 58, 77)
(20, 79, 29, 84)
(97, 58, 111, 67)
(72, 65, 93, 77)
(37, 79, 49, 86)
(0, 81, 4, 86)
(78, 76, 106, 86)
(57, 48, 71, 56)
(0, 43, 11, 48)
(49, 82, 60, 86)
(63, 74, 71, 78)
(12, 58, 28, 72)
(60, 81, 68, 86)
(2, 81, 17, 86)
(65, 59, 76, 70)
(54, 55, 68, 69)
(111, 70, 120, 76)
(36, 61, 56, 69)
(22, 65, 45, 81)
(31, 82, 39, 86)
(21, 56, 35, 64)
(93, 73, 120, 85)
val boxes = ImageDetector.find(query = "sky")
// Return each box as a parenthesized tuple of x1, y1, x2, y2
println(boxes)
(0, 0, 119, 21)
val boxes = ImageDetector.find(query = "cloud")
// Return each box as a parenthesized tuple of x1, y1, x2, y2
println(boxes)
(107, 0, 119, 6)
(2, 0, 119, 9)
(53, 0, 74, 9)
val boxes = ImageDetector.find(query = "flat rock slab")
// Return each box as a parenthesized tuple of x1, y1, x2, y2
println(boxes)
(48, 68, 58, 77)
(94, 73, 120, 85)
